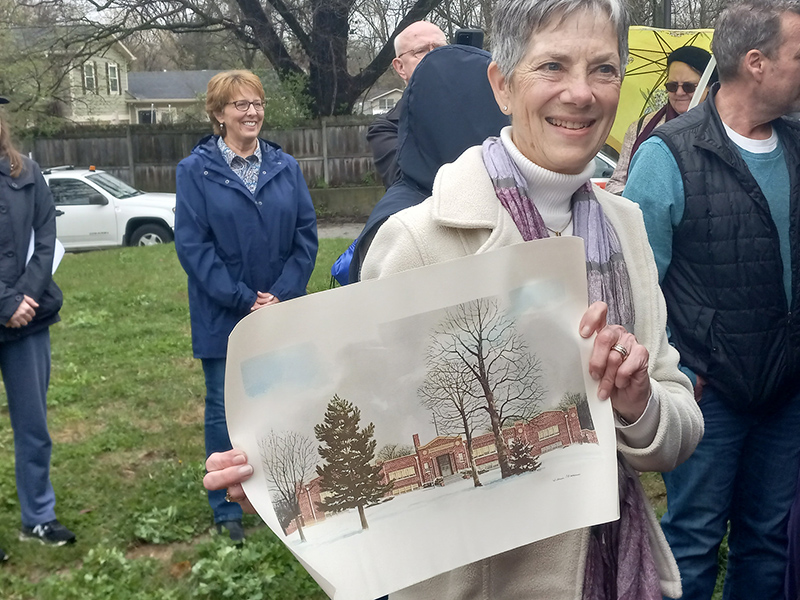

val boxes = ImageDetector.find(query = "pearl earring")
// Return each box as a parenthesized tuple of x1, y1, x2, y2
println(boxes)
(503, 105, 508, 111)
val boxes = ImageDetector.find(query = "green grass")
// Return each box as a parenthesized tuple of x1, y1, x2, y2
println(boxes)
(0, 239, 726, 598)
(0, 240, 350, 599)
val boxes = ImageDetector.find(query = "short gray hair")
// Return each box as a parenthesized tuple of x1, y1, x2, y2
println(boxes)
(713, 0, 800, 82)
(491, 0, 630, 79)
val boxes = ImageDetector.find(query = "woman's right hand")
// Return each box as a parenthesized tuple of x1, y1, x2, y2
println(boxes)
(204, 450, 257, 514)
(5, 295, 38, 328)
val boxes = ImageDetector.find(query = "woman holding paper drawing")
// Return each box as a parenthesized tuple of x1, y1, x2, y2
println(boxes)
(0, 103, 76, 556)
(205, 0, 703, 596)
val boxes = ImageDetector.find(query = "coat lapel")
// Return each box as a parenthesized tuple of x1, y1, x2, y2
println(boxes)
(430, 146, 524, 254)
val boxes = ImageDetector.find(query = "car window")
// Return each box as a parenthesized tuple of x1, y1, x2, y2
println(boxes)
(48, 179, 102, 206)
(86, 172, 142, 199)
(593, 155, 614, 179)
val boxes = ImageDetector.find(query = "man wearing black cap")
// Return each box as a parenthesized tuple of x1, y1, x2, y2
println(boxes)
(624, 1, 800, 598)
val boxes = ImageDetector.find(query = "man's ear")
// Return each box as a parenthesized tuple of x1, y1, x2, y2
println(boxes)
(487, 62, 511, 114)
(392, 57, 407, 82)
(743, 48, 767, 83)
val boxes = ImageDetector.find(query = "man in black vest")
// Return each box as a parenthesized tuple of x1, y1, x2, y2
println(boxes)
(623, 1, 800, 598)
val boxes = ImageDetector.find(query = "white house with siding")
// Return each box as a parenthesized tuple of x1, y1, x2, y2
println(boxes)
(67, 41, 136, 124)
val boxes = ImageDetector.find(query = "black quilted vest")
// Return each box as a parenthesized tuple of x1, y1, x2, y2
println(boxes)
(653, 89, 800, 413)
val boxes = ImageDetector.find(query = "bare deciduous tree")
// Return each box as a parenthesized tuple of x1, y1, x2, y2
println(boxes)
(259, 430, 317, 542)
(419, 358, 484, 487)
(29, 0, 446, 117)
(422, 298, 546, 479)
(376, 443, 415, 462)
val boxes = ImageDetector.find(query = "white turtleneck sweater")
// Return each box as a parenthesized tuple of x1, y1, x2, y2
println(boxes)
(500, 126, 658, 445)
(500, 126, 594, 237)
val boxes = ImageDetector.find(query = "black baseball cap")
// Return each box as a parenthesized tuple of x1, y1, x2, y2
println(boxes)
(0, 97, 8, 104)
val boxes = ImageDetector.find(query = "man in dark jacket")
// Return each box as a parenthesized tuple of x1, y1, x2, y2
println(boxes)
(623, 1, 800, 598)
(349, 45, 510, 283)
(366, 21, 446, 189)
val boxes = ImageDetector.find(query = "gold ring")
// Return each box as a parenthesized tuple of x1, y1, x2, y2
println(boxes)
(611, 343, 628, 361)
(225, 492, 236, 503)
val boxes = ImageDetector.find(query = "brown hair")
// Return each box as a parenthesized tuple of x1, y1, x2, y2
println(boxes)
(0, 115, 24, 178)
(205, 70, 266, 137)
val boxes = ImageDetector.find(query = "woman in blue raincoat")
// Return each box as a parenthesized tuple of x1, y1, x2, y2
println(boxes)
(175, 71, 317, 542)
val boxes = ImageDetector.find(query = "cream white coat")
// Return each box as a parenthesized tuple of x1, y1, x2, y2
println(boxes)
(362, 145, 703, 600)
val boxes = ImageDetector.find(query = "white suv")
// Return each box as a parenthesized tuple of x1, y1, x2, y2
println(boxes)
(42, 166, 176, 251)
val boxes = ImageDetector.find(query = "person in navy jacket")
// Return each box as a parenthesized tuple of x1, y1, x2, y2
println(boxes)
(0, 101, 76, 555)
(174, 71, 318, 542)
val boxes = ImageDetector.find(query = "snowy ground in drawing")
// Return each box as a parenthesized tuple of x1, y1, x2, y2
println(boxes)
(283, 444, 614, 599)
(226, 240, 621, 600)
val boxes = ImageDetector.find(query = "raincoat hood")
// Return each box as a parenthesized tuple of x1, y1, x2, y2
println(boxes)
(349, 44, 509, 283)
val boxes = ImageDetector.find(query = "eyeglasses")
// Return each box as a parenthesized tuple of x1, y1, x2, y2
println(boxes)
(227, 100, 265, 112)
(397, 41, 446, 60)
(665, 81, 698, 94)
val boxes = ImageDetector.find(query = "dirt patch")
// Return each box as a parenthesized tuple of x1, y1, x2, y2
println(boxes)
(126, 536, 207, 562)
(51, 420, 101, 444)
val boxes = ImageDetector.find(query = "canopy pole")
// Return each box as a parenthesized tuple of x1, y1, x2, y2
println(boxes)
(689, 55, 717, 111)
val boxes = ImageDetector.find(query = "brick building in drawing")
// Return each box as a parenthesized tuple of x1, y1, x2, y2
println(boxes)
(284, 405, 596, 535)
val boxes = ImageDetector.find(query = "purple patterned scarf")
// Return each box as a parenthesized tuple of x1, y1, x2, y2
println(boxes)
(481, 136, 634, 329)
(482, 136, 661, 599)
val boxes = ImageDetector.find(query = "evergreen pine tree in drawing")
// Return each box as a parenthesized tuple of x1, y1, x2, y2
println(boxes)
(507, 438, 541, 475)
(314, 395, 393, 530)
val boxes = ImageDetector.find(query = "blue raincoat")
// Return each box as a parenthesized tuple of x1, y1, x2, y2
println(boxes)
(175, 135, 318, 358)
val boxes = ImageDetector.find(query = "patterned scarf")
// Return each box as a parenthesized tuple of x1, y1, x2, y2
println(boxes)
(482, 137, 661, 599)
(481, 136, 634, 329)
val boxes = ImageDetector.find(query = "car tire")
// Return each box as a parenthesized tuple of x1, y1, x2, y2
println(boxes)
(129, 223, 172, 246)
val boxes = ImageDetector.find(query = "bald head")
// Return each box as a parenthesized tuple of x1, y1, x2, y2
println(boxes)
(392, 21, 447, 83)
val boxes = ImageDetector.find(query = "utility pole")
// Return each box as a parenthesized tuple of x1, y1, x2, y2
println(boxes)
(663, 0, 672, 28)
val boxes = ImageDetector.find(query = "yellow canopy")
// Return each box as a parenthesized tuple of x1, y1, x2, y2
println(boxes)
(608, 26, 714, 152)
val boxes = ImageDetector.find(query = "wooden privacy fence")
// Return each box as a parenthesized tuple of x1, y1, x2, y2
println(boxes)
(28, 117, 379, 192)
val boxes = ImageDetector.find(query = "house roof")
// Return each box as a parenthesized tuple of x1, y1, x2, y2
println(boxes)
(367, 88, 403, 102)
(10, 26, 136, 61)
(127, 70, 223, 101)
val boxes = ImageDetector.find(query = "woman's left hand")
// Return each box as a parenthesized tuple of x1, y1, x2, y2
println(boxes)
(580, 301, 651, 423)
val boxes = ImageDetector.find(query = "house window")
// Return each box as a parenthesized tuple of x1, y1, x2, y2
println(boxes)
(378, 98, 396, 111)
(108, 64, 119, 94)
(388, 467, 415, 481)
(538, 425, 560, 440)
(83, 63, 96, 93)
(472, 444, 496, 458)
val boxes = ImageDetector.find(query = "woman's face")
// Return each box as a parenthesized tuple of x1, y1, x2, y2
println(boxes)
(488, 10, 621, 174)
(214, 85, 264, 151)
(666, 61, 703, 114)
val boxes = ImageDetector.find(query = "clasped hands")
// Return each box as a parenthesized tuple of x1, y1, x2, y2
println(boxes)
(5, 295, 38, 328)
(250, 291, 280, 312)
(205, 301, 652, 504)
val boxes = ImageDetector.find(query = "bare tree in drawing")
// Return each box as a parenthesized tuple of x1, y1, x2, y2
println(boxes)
(423, 298, 547, 479)
(419, 358, 485, 487)
(259, 431, 317, 542)
(376, 444, 415, 463)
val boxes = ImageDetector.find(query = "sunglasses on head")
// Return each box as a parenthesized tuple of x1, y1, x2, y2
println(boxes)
(665, 81, 698, 94)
